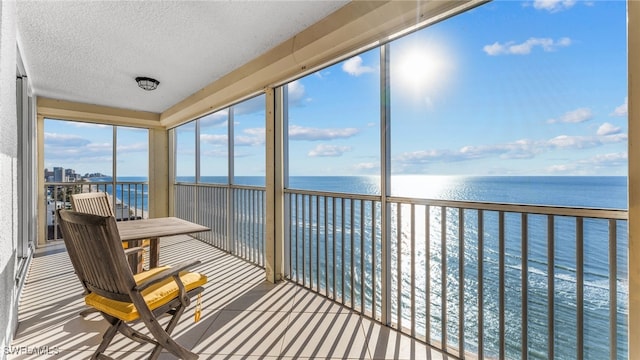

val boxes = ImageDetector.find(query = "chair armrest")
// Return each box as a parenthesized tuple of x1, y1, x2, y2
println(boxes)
(134, 260, 202, 291)
(124, 247, 144, 256)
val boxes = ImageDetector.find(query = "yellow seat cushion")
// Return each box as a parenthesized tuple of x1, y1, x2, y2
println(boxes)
(122, 239, 151, 249)
(85, 266, 207, 322)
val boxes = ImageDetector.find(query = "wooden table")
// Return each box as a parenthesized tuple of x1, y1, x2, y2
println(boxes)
(117, 217, 210, 270)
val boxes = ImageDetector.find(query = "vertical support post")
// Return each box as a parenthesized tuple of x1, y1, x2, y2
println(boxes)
(16, 76, 29, 257)
(576, 217, 584, 360)
(112, 126, 118, 216)
(265, 87, 284, 283)
(380, 43, 392, 326)
(194, 120, 201, 224)
(628, 0, 639, 356)
(458, 209, 465, 358)
(522, 213, 529, 360)
(609, 219, 617, 360)
(168, 128, 176, 217)
(149, 128, 169, 218)
(477, 210, 484, 359)
(547, 215, 555, 360)
(37, 115, 46, 246)
(425, 205, 431, 343)
(499, 211, 506, 359)
(227, 106, 235, 254)
(441, 206, 448, 350)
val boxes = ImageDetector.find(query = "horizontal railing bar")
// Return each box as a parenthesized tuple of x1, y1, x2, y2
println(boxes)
(181, 185, 628, 220)
(283, 189, 627, 220)
(45, 181, 149, 185)
(284, 188, 381, 202)
(174, 182, 266, 191)
(388, 196, 627, 220)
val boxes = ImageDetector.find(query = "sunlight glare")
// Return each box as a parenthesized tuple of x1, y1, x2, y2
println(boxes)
(393, 40, 453, 106)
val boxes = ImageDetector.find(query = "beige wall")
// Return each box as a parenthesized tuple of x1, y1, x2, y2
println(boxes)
(0, 0, 20, 350)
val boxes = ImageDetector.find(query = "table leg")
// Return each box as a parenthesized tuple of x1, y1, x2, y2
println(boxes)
(127, 239, 144, 274)
(150, 238, 159, 269)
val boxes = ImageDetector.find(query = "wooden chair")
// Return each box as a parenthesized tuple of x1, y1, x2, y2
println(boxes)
(71, 192, 148, 273)
(57, 209, 207, 360)
(70, 192, 115, 217)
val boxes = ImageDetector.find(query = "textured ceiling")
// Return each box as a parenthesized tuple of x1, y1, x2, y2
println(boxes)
(16, 1, 348, 114)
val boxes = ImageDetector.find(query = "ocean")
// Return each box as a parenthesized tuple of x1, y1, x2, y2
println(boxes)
(175, 175, 627, 208)
(138, 175, 627, 358)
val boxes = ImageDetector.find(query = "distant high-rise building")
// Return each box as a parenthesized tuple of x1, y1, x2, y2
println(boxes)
(53, 167, 65, 182)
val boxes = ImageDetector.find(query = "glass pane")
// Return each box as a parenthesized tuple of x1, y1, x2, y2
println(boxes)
(389, 2, 627, 201)
(175, 121, 196, 182)
(117, 126, 148, 219)
(200, 109, 229, 184)
(116, 126, 148, 180)
(286, 48, 381, 194)
(44, 119, 113, 181)
(233, 94, 266, 186)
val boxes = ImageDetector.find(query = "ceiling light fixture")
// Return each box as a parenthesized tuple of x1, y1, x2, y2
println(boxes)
(135, 76, 159, 91)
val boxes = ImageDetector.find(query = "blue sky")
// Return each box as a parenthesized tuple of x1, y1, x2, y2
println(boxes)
(46, 0, 628, 178)
(44, 120, 148, 177)
(287, 0, 627, 176)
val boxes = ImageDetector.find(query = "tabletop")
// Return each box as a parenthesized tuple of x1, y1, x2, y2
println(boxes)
(117, 217, 210, 241)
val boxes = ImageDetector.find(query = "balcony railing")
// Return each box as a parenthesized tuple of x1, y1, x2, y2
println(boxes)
(45, 181, 148, 241)
(176, 184, 628, 359)
(174, 183, 266, 267)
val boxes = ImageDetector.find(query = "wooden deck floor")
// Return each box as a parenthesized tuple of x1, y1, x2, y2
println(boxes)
(10, 235, 449, 359)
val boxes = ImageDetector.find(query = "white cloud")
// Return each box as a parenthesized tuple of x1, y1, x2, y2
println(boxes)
(289, 125, 359, 141)
(308, 144, 352, 157)
(353, 162, 378, 171)
(200, 110, 228, 127)
(234, 96, 265, 116)
(599, 133, 628, 144)
(533, 0, 577, 12)
(342, 56, 375, 76)
(200, 133, 227, 145)
(546, 152, 627, 174)
(547, 107, 592, 124)
(584, 152, 628, 166)
(546, 164, 577, 174)
(394, 130, 627, 169)
(597, 122, 622, 136)
(117, 142, 147, 152)
(482, 43, 505, 56)
(484, 37, 571, 56)
(235, 128, 265, 146)
(588, 152, 628, 165)
(547, 135, 600, 149)
(44, 133, 121, 165)
(611, 97, 628, 117)
(287, 80, 307, 106)
(201, 149, 227, 157)
(73, 123, 110, 129)
(44, 132, 90, 147)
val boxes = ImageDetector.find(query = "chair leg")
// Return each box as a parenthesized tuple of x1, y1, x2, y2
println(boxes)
(148, 306, 186, 360)
(146, 305, 197, 360)
(117, 322, 157, 345)
(92, 315, 122, 360)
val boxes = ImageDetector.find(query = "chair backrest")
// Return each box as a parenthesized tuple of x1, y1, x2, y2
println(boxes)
(57, 209, 136, 302)
(71, 192, 115, 217)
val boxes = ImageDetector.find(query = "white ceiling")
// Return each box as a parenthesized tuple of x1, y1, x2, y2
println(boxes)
(16, 1, 349, 114)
